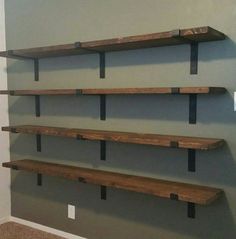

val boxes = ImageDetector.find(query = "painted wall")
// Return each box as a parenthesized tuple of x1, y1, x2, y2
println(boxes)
(0, 0, 10, 223)
(4, 0, 236, 238)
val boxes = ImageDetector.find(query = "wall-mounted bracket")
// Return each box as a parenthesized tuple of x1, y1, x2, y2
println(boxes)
(171, 29, 198, 75)
(189, 94, 197, 124)
(187, 202, 195, 218)
(77, 135, 84, 140)
(190, 43, 198, 75)
(100, 140, 106, 161)
(36, 134, 41, 152)
(9, 90, 15, 96)
(35, 95, 40, 117)
(188, 149, 196, 172)
(101, 185, 107, 200)
(78, 177, 106, 200)
(171, 144, 196, 172)
(75, 42, 106, 79)
(76, 89, 83, 95)
(99, 52, 105, 79)
(170, 193, 179, 201)
(34, 59, 39, 81)
(170, 141, 179, 148)
(171, 87, 180, 94)
(11, 165, 19, 170)
(170, 192, 195, 218)
(100, 95, 106, 120)
(78, 177, 86, 183)
(10, 128, 18, 133)
(6, 51, 40, 81)
(172, 88, 197, 124)
(37, 173, 42, 186)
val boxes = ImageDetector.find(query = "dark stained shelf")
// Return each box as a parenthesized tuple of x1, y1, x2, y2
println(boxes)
(0, 87, 226, 96)
(0, 26, 225, 59)
(2, 125, 224, 150)
(0, 87, 226, 125)
(2, 159, 222, 205)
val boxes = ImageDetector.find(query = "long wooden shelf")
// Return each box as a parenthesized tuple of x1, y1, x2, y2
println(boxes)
(2, 159, 222, 205)
(0, 87, 226, 96)
(0, 26, 225, 59)
(2, 125, 224, 150)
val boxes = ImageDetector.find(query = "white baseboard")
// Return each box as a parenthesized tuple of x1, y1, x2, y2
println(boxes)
(0, 216, 10, 225)
(9, 216, 86, 239)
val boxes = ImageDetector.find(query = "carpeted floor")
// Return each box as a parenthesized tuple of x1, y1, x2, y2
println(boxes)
(0, 222, 66, 239)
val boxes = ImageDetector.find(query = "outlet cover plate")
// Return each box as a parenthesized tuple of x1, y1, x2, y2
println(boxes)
(234, 92, 236, 111)
(68, 204, 75, 220)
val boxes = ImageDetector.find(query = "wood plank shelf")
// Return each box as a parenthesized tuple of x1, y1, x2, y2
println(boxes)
(3, 125, 224, 173)
(0, 87, 226, 95)
(2, 125, 224, 150)
(0, 87, 226, 124)
(0, 26, 226, 78)
(2, 159, 223, 218)
(0, 27, 225, 59)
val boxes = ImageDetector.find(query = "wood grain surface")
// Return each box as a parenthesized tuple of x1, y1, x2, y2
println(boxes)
(2, 159, 223, 205)
(0, 26, 225, 59)
(2, 125, 225, 150)
(0, 87, 226, 96)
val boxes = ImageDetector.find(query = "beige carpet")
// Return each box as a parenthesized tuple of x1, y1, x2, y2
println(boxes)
(0, 222, 67, 239)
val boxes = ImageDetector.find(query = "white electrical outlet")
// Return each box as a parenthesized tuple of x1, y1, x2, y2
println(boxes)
(234, 92, 236, 111)
(68, 204, 75, 220)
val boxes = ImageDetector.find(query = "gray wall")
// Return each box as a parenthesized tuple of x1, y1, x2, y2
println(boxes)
(4, 0, 236, 238)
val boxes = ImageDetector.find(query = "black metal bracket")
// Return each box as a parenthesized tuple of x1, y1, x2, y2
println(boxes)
(74, 42, 81, 48)
(101, 185, 107, 200)
(170, 193, 195, 218)
(190, 43, 198, 75)
(74, 42, 106, 79)
(100, 139, 107, 199)
(170, 193, 179, 201)
(76, 89, 83, 95)
(187, 202, 195, 218)
(37, 173, 42, 186)
(78, 177, 106, 200)
(36, 134, 41, 152)
(171, 29, 198, 75)
(76, 135, 85, 140)
(188, 149, 196, 172)
(99, 52, 105, 79)
(11, 165, 18, 170)
(171, 87, 180, 94)
(170, 141, 179, 148)
(10, 128, 18, 133)
(34, 59, 39, 81)
(100, 95, 106, 120)
(78, 177, 86, 183)
(35, 95, 40, 117)
(189, 94, 197, 124)
(100, 140, 106, 161)
(6, 51, 40, 81)
(9, 90, 15, 96)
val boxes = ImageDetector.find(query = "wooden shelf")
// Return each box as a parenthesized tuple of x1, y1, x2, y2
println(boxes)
(2, 125, 224, 150)
(0, 87, 226, 96)
(0, 87, 226, 124)
(0, 26, 225, 59)
(2, 159, 222, 205)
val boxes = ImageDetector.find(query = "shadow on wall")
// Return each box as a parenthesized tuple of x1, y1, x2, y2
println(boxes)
(9, 95, 100, 120)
